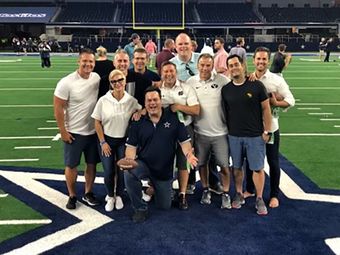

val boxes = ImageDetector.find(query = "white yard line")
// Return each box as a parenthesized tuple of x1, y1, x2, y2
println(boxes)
(0, 88, 54, 91)
(297, 103, 340, 106)
(38, 127, 59, 130)
(0, 105, 53, 108)
(46, 120, 56, 123)
(0, 78, 60, 80)
(0, 159, 39, 162)
(334, 125, 340, 128)
(0, 193, 8, 198)
(308, 113, 333, 115)
(285, 77, 340, 80)
(14, 146, 51, 149)
(281, 133, 340, 136)
(291, 87, 340, 90)
(320, 119, 340, 121)
(52, 133, 61, 141)
(0, 219, 52, 225)
(0, 136, 54, 140)
(297, 108, 321, 110)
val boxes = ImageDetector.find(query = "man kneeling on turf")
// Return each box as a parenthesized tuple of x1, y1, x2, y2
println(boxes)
(121, 86, 197, 223)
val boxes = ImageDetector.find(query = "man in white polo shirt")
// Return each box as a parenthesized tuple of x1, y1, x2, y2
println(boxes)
(159, 61, 200, 210)
(54, 48, 101, 210)
(186, 53, 232, 209)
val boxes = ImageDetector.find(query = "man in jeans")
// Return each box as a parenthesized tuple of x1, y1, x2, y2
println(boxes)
(222, 54, 272, 215)
(123, 86, 198, 223)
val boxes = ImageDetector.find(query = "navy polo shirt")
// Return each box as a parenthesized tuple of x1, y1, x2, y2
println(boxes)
(126, 108, 190, 180)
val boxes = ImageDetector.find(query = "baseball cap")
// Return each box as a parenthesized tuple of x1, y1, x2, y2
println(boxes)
(130, 33, 140, 40)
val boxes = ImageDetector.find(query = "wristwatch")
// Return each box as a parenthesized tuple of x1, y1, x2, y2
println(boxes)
(100, 140, 107, 146)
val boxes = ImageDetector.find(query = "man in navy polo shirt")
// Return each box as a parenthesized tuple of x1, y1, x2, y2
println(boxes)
(123, 86, 198, 223)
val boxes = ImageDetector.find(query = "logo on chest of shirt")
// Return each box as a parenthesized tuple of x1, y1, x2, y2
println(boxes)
(211, 84, 218, 89)
(164, 122, 171, 128)
(178, 91, 184, 96)
(246, 92, 253, 98)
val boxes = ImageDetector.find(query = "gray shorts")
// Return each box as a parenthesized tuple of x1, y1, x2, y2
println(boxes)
(63, 133, 100, 168)
(195, 133, 229, 168)
(176, 125, 194, 170)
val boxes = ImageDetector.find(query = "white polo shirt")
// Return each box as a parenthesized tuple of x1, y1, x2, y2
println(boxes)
(91, 91, 141, 138)
(160, 80, 199, 126)
(54, 71, 100, 135)
(258, 70, 295, 132)
(187, 73, 230, 137)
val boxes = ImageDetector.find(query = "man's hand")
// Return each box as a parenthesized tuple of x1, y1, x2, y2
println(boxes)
(61, 130, 74, 144)
(101, 142, 112, 157)
(170, 103, 180, 112)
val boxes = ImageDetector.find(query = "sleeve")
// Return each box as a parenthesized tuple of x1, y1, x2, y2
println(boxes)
(257, 81, 269, 102)
(277, 78, 295, 107)
(184, 84, 199, 106)
(54, 78, 69, 101)
(177, 119, 191, 144)
(125, 121, 139, 147)
(91, 98, 103, 121)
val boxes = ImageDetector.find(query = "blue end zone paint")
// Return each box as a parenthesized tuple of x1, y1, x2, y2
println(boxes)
(0, 156, 339, 255)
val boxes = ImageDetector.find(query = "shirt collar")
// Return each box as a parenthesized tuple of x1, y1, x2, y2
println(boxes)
(199, 72, 216, 83)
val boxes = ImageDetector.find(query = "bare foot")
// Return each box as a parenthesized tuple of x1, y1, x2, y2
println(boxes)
(269, 197, 279, 208)
(244, 191, 255, 199)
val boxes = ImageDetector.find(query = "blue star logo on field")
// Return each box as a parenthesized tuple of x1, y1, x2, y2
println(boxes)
(0, 156, 340, 254)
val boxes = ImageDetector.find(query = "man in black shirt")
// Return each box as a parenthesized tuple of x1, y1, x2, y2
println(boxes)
(270, 44, 291, 76)
(221, 54, 272, 215)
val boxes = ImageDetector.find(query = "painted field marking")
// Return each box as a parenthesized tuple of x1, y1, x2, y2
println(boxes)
(334, 125, 340, 128)
(320, 119, 340, 121)
(0, 59, 22, 63)
(0, 170, 112, 255)
(38, 127, 59, 130)
(52, 133, 61, 141)
(0, 159, 39, 162)
(286, 77, 340, 80)
(0, 88, 54, 91)
(46, 120, 56, 123)
(297, 108, 321, 110)
(14, 146, 51, 150)
(308, 113, 333, 115)
(291, 87, 340, 90)
(0, 105, 53, 108)
(0, 78, 60, 80)
(0, 136, 54, 140)
(0, 193, 8, 198)
(297, 103, 340, 106)
(0, 219, 52, 225)
(281, 133, 340, 136)
(0, 71, 68, 73)
(325, 238, 340, 254)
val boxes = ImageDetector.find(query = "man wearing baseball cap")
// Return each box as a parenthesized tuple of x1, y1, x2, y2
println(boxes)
(124, 33, 141, 68)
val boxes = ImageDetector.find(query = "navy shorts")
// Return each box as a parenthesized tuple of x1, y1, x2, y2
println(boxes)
(63, 133, 100, 168)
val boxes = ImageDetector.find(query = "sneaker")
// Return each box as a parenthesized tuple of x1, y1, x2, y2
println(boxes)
(255, 197, 268, 215)
(178, 193, 188, 210)
(209, 182, 224, 195)
(186, 184, 196, 195)
(142, 190, 152, 202)
(132, 210, 148, 223)
(200, 190, 211, 205)
(105, 196, 115, 212)
(82, 192, 100, 206)
(232, 192, 245, 209)
(115, 196, 124, 210)
(66, 196, 77, 210)
(221, 193, 231, 209)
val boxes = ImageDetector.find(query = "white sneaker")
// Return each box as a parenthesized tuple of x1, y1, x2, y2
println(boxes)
(142, 190, 152, 202)
(115, 196, 124, 210)
(105, 196, 115, 212)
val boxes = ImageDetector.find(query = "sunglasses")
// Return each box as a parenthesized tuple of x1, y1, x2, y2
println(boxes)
(110, 78, 125, 85)
(185, 64, 195, 76)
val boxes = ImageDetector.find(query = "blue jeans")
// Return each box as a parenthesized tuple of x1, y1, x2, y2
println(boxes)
(124, 160, 172, 212)
(98, 136, 125, 197)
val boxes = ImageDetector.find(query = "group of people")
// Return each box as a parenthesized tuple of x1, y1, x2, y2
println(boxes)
(54, 32, 295, 223)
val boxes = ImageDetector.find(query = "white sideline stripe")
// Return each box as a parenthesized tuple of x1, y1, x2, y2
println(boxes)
(0, 136, 54, 140)
(320, 119, 340, 121)
(292, 87, 340, 90)
(297, 103, 340, 106)
(38, 127, 59, 130)
(46, 120, 56, 123)
(308, 113, 333, 115)
(0, 88, 54, 91)
(297, 107, 321, 110)
(0, 193, 8, 197)
(0, 219, 52, 225)
(0, 105, 53, 108)
(0, 159, 39, 162)
(281, 133, 340, 136)
(52, 133, 61, 141)
(325, 238, 340, 255)
(14, 146, 51, 149)
(0, 170, 111, 255)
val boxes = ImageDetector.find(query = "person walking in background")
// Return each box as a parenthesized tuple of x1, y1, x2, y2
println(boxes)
(93, 46, 114, 98)
(38, 40, 51, 68)
(92, 69, 142, 212)
(270, 44, 292, 76)
(156, 38, 175, 74)
(124, 33, 141, 68)
(229, 37, 247, 73)
(214, 37, 229, 76)
(54, 49, 101, 210)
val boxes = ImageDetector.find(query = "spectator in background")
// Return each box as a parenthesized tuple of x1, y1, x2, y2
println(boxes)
(91, 69, 142, 212)
(124, 33, 141, 68)
(214, 37, 229, 76)
(229, 37, 247, 73)
(200, 38, 214, 56)
(191, 40, 198, 52)
(38, 40, 51, 68)
(324, 38, 333, 62)
(156, 38, 175, 74)
(318, 38, 327, 61)
(93, 46, 114, 98)
(144, 36, 158, 68)
(54, 49, 101, 210)
(270, 44, 292, 76)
